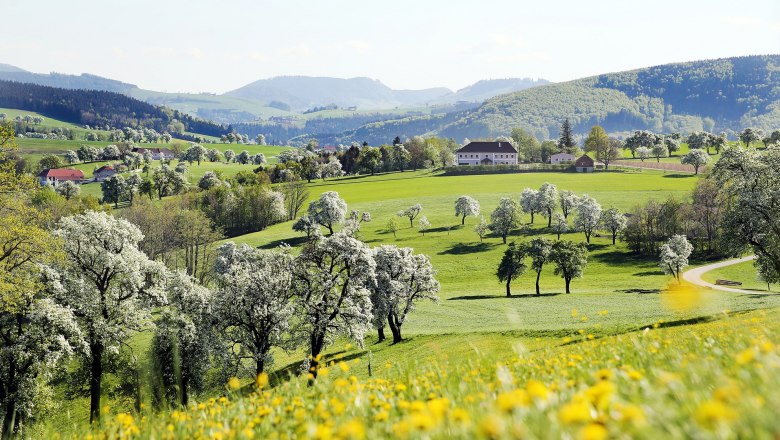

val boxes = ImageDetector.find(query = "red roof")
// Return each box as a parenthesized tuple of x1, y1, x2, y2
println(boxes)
(95, 165, 116, 173)
(38, 169, 85, 180)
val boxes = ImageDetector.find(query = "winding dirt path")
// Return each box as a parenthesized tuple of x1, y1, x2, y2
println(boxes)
(682, 256, 766, 294)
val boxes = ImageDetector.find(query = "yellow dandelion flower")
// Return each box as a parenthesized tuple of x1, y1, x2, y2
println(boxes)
(395, 383, 407, 393)
(228, 377, 241, 391)
(451, 408, 470, 424)
(578, 423, 608, 440)
(337, 419, 365, 439)
(496, 389, 530, 412)
(409, 412, 437, 431)
(526, 379, 550, 401)
(695, 400, 737, 429)
(559, 400, 592, 424)
(736, 348, 754, 365)
(594, 368, 613, 382)
(338, 361, 350, 373)
(479, 414, 505, 439)
(255, 373, 269, 389)
(616, 403, 646, 425)
(374, 410, 389, 422)
(571, 309, 579, 317)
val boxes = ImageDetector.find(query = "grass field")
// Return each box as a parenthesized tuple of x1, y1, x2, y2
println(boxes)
(227, 169, 780, 336)
(22, 148, 780, 438)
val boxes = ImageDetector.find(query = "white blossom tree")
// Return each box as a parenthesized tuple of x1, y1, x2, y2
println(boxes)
(489, 197, 521, 244)
(574, 195, 602, 243)
(659, 234, 693, 283)
(474, 216, 489, 242)
(528, 238, 552, 295)
(454, 196, 480, 225)
(223, 149, 236, 163)
(520, 188, 539, 224)
(536, 182, 558, 227)
(151, 270, 214, 407)
(64, 150, 79, 164)
(550, 240, 589, 294)
(398, 204, 422, 227)
(47, 211, 166, 423)
(636, 146, 651, 162)
(417, 216, 431, 236)
(553, 213, 568, 239)
(652, 144, 668, 162)
(307, 191, 348, 235)
(292, 215, 319, 239)
(56, 180, 80, 200)
(681, 149, 711, 175)
(321, 158, 344, 180)
(559, 190, 579, 219)
(214, 243, 294, 376)
(370, 246, 440, 343)
(600, 207, 627, 245)
(291, 233, 375, 380)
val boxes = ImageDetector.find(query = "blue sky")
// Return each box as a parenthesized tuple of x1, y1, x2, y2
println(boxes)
(2, 0, 778, 93)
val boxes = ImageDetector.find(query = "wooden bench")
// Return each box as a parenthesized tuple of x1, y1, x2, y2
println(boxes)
(715, 279, 742, 286)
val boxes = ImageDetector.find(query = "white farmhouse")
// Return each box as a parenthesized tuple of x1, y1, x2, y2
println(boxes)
(550, 153, 576, 164)
(456, 141, 518, 166)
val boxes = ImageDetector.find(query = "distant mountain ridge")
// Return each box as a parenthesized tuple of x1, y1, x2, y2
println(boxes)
(0, 64, 549, 120)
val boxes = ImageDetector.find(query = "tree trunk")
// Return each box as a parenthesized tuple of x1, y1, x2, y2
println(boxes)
(547, 209, 552, 227)
(409, 218, 413, 227)
(585, 232, 591, 243)
(89, 343, 104, 424)
(377, 327, 385, 342)
(530, 212, 534, 224)
(308, 332, 325, 384)
(462, 214, 466, 225)
(557, 231, 561, 240)
(506, 279, 512, 297)
(612, 233, 617, 245)
(502, 233, 507, 244)
(2, 398, 16, 440)
(535, 271, 541, 295)
(565, 277, 571, 294)
(387, 313, 402, 344)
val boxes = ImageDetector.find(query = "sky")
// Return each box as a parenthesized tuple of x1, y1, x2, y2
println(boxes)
(2, 0, 779, 94)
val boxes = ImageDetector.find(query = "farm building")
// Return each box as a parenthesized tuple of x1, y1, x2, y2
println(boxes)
(575, 155, 595, 172)
(550, 153, 576, 164)
(38, 168, 85, 186)
(93, 165, 117, 182)
(132, 147, 175, 160)
(456, 141, 518, 166)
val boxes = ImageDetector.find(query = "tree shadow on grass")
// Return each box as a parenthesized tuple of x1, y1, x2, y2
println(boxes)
(593, 250, 654, 266)
(439, 242, 499, 255)
(448, 292, 562, 300)
(617, 288, 661, 294)
(258, 235, 309, 249)
(633, 270, 666, 277)
(663, 173, 695, 178)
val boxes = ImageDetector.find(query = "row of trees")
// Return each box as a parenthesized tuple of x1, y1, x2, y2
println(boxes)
(497, 239, 588, 296)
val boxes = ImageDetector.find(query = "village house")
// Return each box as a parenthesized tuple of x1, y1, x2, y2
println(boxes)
(132, 147, 175, 160)
(550, 153, 576, 164)
(38, 168, 85, 186)
(575, 155, 595, 172)
(456, 141, 518, 166)
(93, 164, 117, 182)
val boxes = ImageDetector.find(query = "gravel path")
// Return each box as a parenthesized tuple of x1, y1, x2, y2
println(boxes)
(681, 255, 765, 294)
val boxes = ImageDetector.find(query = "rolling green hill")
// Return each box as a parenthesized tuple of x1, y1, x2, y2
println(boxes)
(437, 55, 780, 140)
(335, 55, 780, 144)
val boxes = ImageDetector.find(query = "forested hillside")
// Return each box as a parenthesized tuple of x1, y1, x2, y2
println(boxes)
(437, 55, 780, 140)
(0, 81, 230, 137)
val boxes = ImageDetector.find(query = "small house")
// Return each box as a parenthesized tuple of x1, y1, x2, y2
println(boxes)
(132, 147, 175, 160)
(93, 164, 117, 182)
(550, 153, 576, 164)
(456, 141, 518, 166)
(38, 168, 85, 186)
(575, 155, 595, 172)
